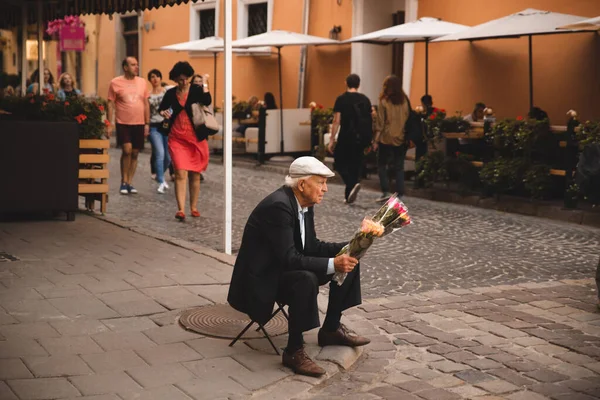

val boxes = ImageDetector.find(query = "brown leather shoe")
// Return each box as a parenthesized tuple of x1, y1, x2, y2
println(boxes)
(318, 324, 371, 347)
(282, 347, 326, 377)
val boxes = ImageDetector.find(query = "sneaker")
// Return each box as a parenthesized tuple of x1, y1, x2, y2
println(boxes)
(157, 182, 167, 194)
(347, 183, 361, 204)
(162, 181, 169, 189)
(376, 192, 391, 203)
(128, 185, 138, 194)
(120, 183, 129, 195)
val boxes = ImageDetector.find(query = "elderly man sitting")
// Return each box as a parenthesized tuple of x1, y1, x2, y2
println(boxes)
(227, 156, 370, 377)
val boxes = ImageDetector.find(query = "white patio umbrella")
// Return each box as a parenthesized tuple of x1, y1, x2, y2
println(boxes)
(344, 17, 469, 94)
(433, 9, 588, 109)
(230, 30, 340, 153)
(151, 36, 268, 108)
(558, 16, 600, 31)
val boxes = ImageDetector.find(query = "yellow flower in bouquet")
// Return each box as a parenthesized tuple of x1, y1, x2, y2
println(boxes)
(333, 194, 413, 286)
(360, 218, 385, 237)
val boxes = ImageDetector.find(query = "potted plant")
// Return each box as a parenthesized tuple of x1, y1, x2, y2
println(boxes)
(0, 93, 109, 217)
(564, 183, 580, 209)
(309, 102, 333, 161)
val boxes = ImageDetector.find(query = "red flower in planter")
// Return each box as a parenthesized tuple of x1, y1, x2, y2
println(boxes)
(29, 98, 35, 104)
(440, 109, 446, 113)
(43, 88, 49, 94)
(64, 101, 70, 106)
(516, 116, 523, 121)
(455, 151, 460, 156)
(46, 94, 55, 101)
(75, 114, 87, 124)
(98, 105, 104, 112)
(104, 119, 110, 127)
(429, 114, 436, 120)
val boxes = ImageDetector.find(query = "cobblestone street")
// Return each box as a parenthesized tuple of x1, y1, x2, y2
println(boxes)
(102, 148, 600, 299)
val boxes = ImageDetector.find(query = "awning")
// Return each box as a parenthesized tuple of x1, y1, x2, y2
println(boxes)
(0, 0, 203, 29)
(558, 16, 600, 31)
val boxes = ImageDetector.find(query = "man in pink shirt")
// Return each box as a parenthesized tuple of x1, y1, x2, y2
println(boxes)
(106, 57, 150, 194)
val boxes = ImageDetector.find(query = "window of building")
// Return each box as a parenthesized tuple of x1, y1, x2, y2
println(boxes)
(237, 0, 273, 39)
(247, 3, 267, 37)
(190, 0, 219, 42)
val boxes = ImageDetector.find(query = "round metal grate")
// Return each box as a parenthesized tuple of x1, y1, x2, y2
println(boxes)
(179, 304, 288, 339)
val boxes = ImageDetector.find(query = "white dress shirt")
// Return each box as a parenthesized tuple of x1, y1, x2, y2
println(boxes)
(294, 195, 335, 275)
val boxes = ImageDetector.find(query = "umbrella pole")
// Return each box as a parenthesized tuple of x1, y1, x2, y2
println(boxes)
(528, 35, 533, 110)
(278, 46, 284, 154)
(425, 39, 429, 95)
(213, 52, 217, 110)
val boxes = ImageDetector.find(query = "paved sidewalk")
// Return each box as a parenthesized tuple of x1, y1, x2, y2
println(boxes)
(304, 280, 600, 400)
(0, 215, 362, 400)
(2, 215, 600, 399)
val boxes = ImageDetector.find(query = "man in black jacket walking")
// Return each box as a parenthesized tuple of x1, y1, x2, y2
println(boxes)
(228, 156, 370, 377)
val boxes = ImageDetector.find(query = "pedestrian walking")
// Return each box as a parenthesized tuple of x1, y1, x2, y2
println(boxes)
(159, 61, 212, 221)
(106, 57, 150, 195)
(147, 69, 171, 194)
(57, 73, 81, 101)
(328, 74, 372, 204)
(27, 68, 56, 94)
(373, 75, 409, 202)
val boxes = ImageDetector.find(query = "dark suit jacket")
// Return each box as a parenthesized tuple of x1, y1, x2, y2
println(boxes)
(228, 186, 345, 324)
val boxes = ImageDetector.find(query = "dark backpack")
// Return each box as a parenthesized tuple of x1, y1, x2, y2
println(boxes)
(404, 97, 423, 144)
(349, 101, 373, 149)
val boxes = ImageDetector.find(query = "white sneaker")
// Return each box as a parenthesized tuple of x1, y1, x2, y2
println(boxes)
(162, 181, 169, 189)
(157, 182, 167, 194)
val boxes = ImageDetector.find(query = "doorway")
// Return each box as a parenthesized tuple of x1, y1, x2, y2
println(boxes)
(351, 0, 416, 102)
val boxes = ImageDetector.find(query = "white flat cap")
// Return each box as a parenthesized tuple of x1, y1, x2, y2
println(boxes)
(288, 156, 335, 178)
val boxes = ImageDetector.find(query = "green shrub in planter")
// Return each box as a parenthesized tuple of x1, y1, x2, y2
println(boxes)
(416, 150, 449, 188)
(479, 158, 527, 196)
(523, 164, 553, 199)
(0, 94, 107, 139)
(447, 152, 481, 192)
(564, 183, 579, 209)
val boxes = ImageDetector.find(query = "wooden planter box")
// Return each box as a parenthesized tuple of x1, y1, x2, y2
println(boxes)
(79, 139, 109, 214)
(0, 120, 79, 220)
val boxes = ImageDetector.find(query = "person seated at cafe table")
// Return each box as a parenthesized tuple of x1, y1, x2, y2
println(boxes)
(228, 156, 371, 378)
(264, 92, 278, 110)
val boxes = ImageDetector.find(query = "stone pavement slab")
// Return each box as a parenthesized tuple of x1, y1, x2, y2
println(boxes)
(0, 215, 365, 400)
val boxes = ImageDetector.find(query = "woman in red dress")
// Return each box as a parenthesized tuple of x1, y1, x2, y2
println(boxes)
(159, 62, 212, 221)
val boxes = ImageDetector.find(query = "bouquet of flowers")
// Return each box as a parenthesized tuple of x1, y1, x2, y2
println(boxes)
(333, 194, 412, 285)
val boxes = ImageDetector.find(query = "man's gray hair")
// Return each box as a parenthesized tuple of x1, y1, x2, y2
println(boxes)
(284, 175, 312, 188)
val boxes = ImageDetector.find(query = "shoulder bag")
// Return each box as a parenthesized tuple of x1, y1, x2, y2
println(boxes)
(191, 103, 220, 141)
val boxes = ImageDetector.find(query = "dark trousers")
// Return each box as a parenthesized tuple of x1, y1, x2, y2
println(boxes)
(378, 144, 407, 196)
(415, 139, 428, 161)
(338, 162, 362, 201)
(277, 265, 362, 335)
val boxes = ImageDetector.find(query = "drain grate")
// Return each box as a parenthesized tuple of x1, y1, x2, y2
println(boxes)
(179, 304, 288, 339)
(0, 252, 18, 262)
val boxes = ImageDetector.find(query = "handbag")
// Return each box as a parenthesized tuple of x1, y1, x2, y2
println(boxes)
(191, 103, 220, 141)
(157, 118, 172, 136)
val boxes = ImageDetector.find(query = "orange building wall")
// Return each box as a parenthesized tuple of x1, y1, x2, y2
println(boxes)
(95, 1, 353, 109)
(411, 0, 600, 123)
(304, 0, 353, 108)
(96, 15, 116, 101)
